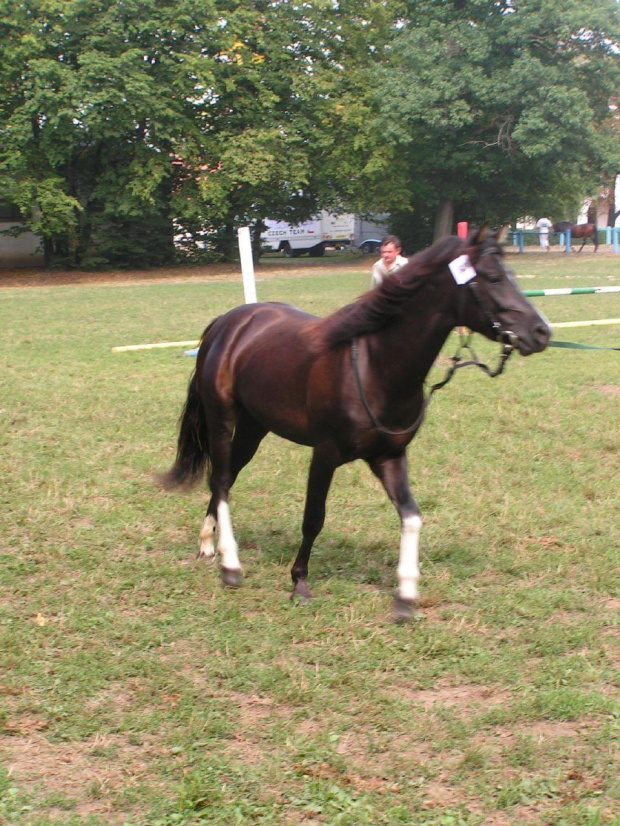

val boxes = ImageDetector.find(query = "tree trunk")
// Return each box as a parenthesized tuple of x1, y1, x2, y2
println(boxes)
(222, 222, 236, 261)
(433, 199, 454, 242)
(43, 237, 54, 268)
(251, 219, 266, 263)
(607, 173, 619, 228)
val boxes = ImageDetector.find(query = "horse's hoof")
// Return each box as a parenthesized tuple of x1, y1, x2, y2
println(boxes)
(393, 594, 417, 623)
(197, 549, 216, 563)
(220, 567, 243, 588)
(290, 580, 313, 605)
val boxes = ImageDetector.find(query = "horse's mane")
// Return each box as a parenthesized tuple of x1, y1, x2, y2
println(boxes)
(317, 235, 465, 348)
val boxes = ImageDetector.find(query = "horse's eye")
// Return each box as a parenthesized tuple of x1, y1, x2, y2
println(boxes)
(487, 272, 502, 284)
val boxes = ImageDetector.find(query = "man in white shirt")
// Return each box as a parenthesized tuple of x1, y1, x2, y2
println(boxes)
(371, 235, 408, 288)
(535, 217, 552, 252)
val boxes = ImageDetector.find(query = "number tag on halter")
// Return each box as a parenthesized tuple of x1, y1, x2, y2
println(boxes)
(449, 255, 477, 285)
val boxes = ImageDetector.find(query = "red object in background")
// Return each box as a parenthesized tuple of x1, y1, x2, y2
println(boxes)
(457, 222, 468, 239)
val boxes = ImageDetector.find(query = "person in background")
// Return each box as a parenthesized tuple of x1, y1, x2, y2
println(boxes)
(535, 217, 552, 252)
(370, 235, 408, 288)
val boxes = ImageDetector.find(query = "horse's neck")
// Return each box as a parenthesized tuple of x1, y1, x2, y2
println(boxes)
(368, 282, 457, 386)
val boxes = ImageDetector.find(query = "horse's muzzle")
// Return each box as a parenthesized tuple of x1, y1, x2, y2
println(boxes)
(516, 321, 551, 355)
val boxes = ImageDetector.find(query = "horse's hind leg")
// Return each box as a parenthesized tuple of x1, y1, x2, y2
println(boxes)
(199, 411, 267, 589)
(290, 449, 335, 603)
(199, 507, 218, 561)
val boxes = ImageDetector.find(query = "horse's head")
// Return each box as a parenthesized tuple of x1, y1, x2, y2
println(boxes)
(459, 226, 550, 356)
(553, 221, 571, 233)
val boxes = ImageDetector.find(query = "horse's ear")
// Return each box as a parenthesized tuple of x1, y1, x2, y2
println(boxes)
(497, 225, 510, 244)
(465, 223, 490, 247)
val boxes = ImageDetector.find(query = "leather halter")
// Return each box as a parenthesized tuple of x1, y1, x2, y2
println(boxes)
(465, 279, 518, 350)
(351, 277, 516, 437)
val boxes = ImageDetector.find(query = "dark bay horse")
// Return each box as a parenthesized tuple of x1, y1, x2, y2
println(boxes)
(553, 221, 599, 252)
(161, 227, 550, 619)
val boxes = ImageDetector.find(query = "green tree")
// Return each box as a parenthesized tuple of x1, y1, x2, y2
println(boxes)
(172, 0, 407, 261)
(0, 0, 404, 267)
(374, 0, 620, 242)
(1, 0, 219, 266)
(596, 92, 620, 226)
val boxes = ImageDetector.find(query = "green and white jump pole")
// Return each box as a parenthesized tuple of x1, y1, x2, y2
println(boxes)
(523, 286, 620, 297)
(112, 284, 620, 354)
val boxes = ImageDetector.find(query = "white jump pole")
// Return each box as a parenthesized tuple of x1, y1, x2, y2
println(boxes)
(552, 318, 620, 329)
(238, 226, 257, 304)
(113, 230, 258, 353)
(112, 339, 199, 353)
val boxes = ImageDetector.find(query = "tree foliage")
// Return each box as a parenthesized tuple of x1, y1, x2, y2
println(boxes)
(374, 0, 620, 241)
(0, 0, 618, 266)
(0, 0, 403, 265)
(2, 0, 211, 265)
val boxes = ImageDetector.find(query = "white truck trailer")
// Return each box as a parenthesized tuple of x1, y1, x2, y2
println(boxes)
(262, 212, 388, 257)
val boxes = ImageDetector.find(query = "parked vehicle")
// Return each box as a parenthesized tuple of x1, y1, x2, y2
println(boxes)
(262, 212, 389, 257)
(358, 239, 382, 254)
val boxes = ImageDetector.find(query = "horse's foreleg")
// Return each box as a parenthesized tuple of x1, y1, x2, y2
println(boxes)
(290, 450, 335, 604)
(368, 454, 422, 621)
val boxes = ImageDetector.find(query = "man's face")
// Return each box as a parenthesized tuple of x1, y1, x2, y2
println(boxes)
(380, 242, 401, 269)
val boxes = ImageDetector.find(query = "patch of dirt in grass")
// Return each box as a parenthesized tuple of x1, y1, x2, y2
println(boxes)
(0, 729, 169, 825)
(493, 719, 586, 749)
(600, 596, 620, 613)
(222, 690, 303, 767)
(418, 780, 469, 811)
(479, 807, 543, 825)
(0, 263, 239, 288)
(0, 255, 371, 289)
(599, 597, 620, 662)
(85, 681, 139, 714)
(226, 733, 266, 767)
(2, 714, 49, 738)
(596, 385, 620, 398)
(223, 693, 417, 798)
(291, 734, 411, 798)
(336, 726, 431, 775)
(230, 691, 278, 725)
(393, 679, 512, 713)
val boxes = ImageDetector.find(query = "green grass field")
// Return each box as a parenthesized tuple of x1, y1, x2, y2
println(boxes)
(1, 252, 619, 825)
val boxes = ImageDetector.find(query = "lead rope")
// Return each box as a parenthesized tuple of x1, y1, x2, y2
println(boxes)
(351, 330, 514, 438)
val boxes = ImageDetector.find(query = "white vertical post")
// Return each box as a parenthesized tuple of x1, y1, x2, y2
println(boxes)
(238, 226, 257, 304)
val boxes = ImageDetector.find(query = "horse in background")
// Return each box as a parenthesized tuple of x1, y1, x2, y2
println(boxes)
(553, 221, 599, 252)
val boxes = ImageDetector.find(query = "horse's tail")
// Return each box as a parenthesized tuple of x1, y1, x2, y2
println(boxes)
(158, 367, 211, 490)
(592, 225, 599, 250)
